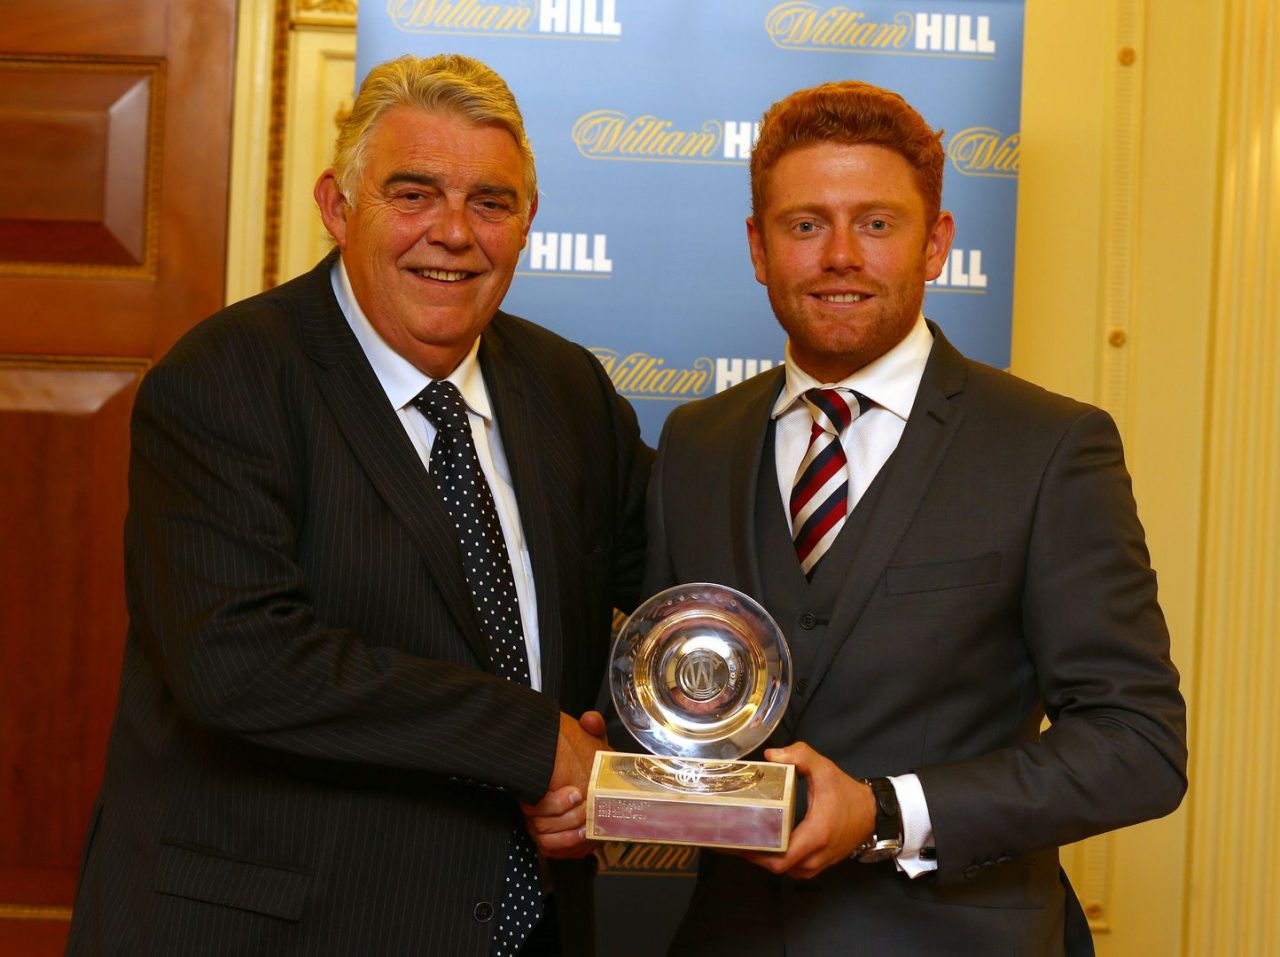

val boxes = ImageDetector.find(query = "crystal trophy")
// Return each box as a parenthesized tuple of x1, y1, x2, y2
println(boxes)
(586, 583, 794, 852)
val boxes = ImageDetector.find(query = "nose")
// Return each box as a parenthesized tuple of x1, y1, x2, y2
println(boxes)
(822, 227, 864, 271)
(424, 198, 474, 251)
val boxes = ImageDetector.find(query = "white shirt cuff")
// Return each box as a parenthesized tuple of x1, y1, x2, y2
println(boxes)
(888, 773, 936, 878)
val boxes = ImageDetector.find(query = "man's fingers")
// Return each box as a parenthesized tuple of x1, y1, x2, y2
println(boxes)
(765, 741, 820, 772)
(578, 709, 607, 739)
(739, 819, 818, 873)
(522, 785, 582, 818)
(527, 825, 591, 858)
(527, 805, 587, 836)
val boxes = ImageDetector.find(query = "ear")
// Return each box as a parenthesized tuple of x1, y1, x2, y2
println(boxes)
(746, 216, 768, 287)
(314, 170, 351, 249)
(519, 191, 539, 249)
(923, 210, 956, 281)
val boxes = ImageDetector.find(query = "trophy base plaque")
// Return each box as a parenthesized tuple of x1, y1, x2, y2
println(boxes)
(586, 751, 794, 852)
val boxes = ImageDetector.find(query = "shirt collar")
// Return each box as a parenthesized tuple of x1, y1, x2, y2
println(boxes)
(772, 312, 933, 422)
(331, 258, 492, 421)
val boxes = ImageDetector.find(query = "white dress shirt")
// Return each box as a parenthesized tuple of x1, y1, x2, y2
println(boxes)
(771, 313, 937, 877)
(330, 261, 543, 690)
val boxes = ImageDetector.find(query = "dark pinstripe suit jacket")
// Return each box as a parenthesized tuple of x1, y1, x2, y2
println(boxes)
(67, 254, 650, 956)
(643, 325, 1186, 957)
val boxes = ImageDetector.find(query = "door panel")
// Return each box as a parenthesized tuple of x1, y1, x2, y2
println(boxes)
(0, 1, 236, 950)
(0, 58, 160, 274)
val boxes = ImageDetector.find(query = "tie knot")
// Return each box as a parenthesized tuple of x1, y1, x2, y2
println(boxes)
(802, 388, 866, 435)
(413, 380, 470, 434)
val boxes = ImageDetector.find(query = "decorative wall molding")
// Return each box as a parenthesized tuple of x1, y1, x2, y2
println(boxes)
(225, 0, 277, 303)
(262, 0, 294, 290)
(1095, 0, 1147, 433)
(226, 0, 357, 296)
(1058, 0, 1151, 934)
(1186, 0, 1280, 953)
(293, 0, 358, 27)
(276, 28, 355, 282)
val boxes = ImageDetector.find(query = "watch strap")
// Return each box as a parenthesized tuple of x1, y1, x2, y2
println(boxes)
(854, 777, 903, 863)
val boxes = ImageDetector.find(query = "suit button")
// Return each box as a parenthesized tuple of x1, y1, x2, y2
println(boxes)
(799, 613, 818, 629)
(997, 855, 1012, 866)
(963, 864, 980, 879)
(473, 901, 494, 923)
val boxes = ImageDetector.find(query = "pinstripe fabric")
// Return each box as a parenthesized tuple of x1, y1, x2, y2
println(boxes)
(66, 254, 651, 956)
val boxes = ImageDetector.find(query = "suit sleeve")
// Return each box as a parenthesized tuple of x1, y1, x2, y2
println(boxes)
(917, 407, 1187, 883)
(600, 404, 680, 748)
(638, 404, 680, 600)
(588, 348, 654, 618)
(126, 335, 560, 804)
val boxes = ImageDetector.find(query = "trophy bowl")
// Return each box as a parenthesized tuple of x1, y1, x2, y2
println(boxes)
(610, 582, 792, 762)
(587, 583, 795, 852)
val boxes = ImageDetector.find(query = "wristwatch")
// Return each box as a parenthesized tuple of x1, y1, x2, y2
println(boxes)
(854, 777, 903, 863)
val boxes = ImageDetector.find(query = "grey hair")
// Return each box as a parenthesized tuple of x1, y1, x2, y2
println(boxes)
(332, 53, 536, 214)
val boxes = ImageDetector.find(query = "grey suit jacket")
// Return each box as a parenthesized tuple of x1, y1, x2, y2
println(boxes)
(643, 324, 1186, 957)
(67, 254, 651, 956)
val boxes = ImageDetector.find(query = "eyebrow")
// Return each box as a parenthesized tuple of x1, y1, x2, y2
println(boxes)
(774, 199, 912, 218)
(382, 171, 440, 192)
(381, 171, 520, 203)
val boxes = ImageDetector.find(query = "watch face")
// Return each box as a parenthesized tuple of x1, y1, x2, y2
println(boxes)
(610, 583, 792, 761)
(856, 840, 902, 864)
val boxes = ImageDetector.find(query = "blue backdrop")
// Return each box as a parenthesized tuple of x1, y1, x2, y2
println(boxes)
(358, 0, 1024, 444)
(356, 3, 1024, 949)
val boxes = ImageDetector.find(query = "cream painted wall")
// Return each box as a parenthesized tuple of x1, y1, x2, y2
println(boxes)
(1013, 1, 1220, 953)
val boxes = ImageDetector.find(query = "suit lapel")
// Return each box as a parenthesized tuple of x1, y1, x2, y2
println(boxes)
(791, 325, 970, 723)
(727, 369, 785, 600)
(478, 318, 565, 698)
(298, 255, 490, 667)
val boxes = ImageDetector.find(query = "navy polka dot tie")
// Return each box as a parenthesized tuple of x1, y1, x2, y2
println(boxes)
(413, 380, 544, 955)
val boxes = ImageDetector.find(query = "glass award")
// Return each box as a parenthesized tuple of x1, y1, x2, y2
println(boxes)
(586, 583, 795, 852)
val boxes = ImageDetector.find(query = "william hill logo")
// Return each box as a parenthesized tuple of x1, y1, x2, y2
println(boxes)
(388, 0, 622, 37)
(521, 231, 612, 274)
(572, 112, 760, 163)
(590, 351, 780, 400)
(765, 3, 997, 56)
(926, 248, 988, 290)
(946, 127, 1019, 178)
(597, 841, 698, 876)
(590, 350, 712, 399)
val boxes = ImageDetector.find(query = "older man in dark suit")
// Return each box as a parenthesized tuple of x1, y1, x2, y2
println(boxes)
(66, 54, 649, 956)
(640, 81, 1187, 956)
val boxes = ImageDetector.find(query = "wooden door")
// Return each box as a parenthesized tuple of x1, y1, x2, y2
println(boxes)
(0, 0, 236, 950)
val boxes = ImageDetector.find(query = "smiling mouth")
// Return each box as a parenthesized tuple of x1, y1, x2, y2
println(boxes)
(411, 268, 472, 282)
(816, 292, 868, 303)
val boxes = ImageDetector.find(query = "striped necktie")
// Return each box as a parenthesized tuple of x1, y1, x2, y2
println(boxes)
(790, 388, 869, 578)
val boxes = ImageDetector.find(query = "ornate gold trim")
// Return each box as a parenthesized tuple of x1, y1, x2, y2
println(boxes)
(263, 0, 293, 290)
(0, 904, 72, 922)
(0, 354, 151, 373)
(295, 0, 360, 19)
(293, 0, 358, 27)
(0, 54, 165, 282)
